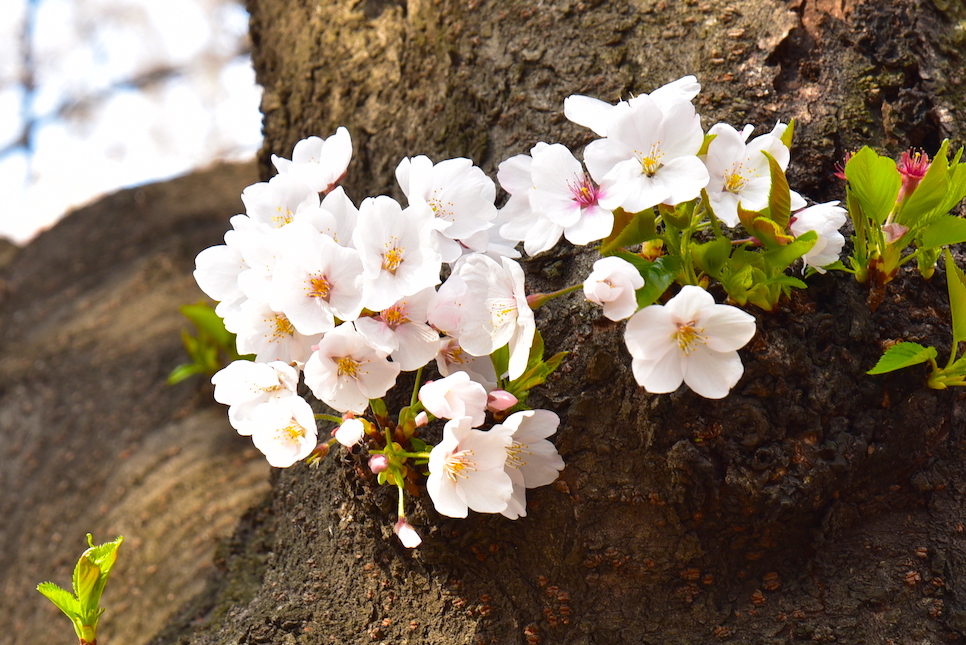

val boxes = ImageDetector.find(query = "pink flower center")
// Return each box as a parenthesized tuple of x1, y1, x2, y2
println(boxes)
(568, 174, 601, 208)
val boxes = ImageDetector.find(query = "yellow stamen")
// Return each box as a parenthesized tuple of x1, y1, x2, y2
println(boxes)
(273, 314, 295, 339)
(272, 207, 294, 227)
(445, 449, 475, 482)
(382, 245, 404, 273)
(382, 304, 408, 326)
(675, 320, 706, 355)
(308, 275, 331, 299)
(337, 356, 361, 378)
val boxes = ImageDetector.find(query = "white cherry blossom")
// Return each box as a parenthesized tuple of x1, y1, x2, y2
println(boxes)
(585, 96, 709, 213)
(624, 285, 756, 399)
(418, 372, 488, 427)
(271, 128, 352, 194)
(427, 417, 513, 518)
(303, 322, 401, 414)
(248, 395, 319, 468)
(211, 360, 299, 436)
(225, 300, 321, 365)
(354, 288, 440, 371)
(583, 256, 645, 321)
(335, 417, 366, 447)
(498, 409, 566, 520)
(789, 201, 848, 273)
(241, 173, 320, 229)
(564, 75, 701, 137)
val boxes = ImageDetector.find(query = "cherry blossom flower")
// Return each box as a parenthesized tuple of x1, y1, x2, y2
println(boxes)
(241, 173, 320, 229)
(456, 254, 536, 381)
(897, 149, 930, 203)
(396, 155, 498, 263)
(353, 195, 441, 312)
(583, 256, 645, 321)
(225, 300, 322, 365)
(584, 96, 709, 213)
(248, 395, 319, 468)
(193, 233, 248, 319)
(269, 221, 365, 335)
(788, 201, 848, 273)
(418, 372, 488, 427)
(271, 128, 352, 194)
(434, 336, 498, 392)
(499, 143, 613, 254)
(564, 75, 701, 137)
(211, 360, 299, 435)
(427, 417, 513, 518)
(303, 322, 401, 413)
(335, 417, 366, 447)
(624, 285, 756, 399)
(354, 288, 441, 371)
(702, 122, 792, 227)
(498, 409, 566, 519)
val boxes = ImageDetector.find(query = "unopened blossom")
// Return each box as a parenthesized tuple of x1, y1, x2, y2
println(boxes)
(393, 518, 422, 548)
(703, 123, 792, 227)
(427, 417, 513, 518)
(498, 409, 566, 520)
(418, 371, 488, 427)
(457, 254, 536, 381)
(788, 201, 848, 273)
(585, 96, 709, 213)
(396, 155, 498, 263)
(624, 285, 756, 399)
(211, 360, 299, 435)
(583, 256, 645, 321)
(271, 128, 352, 194)
(303, 322, 401, 413)
(486, 389, 518, 412)
(369, 454, 389, 474)
(335, 417, 366, 447)
(248, 395, 318, 468)
(353, 195, 441, 312)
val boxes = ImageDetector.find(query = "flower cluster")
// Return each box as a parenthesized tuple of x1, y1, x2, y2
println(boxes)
(192, 75, 893, 547)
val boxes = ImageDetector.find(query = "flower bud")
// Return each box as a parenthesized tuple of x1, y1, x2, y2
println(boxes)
(393, 518, 421, 548)
(487, 389, 518, 412)
(368, 454, 389, 474)
(335, 418, 365, 447)
(415, 411, 429, 427)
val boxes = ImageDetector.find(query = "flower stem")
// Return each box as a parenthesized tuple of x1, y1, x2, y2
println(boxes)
(314, 413, 344, 424)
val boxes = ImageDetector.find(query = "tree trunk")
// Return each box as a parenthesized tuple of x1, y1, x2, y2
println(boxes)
(158, 0, 966, 643)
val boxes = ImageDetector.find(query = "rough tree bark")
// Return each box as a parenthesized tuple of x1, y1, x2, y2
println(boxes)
(155, 0, 966, 643)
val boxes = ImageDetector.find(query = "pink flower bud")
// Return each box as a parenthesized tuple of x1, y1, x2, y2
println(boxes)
(486, 389, 518, 412)
(393, 518, 421, 548)
(368, 454, 389, 474)
(882, 222, 909, 244)
(414, 411, 429, 427)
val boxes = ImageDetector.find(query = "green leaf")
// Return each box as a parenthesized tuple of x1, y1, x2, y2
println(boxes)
(762, 150, 792, 228)
(600, 207, 658, 255)
(763, 230, 817, 270)
(167, 363, 205, 385)
(613, 253, 680, 309)
(867, 342, 938, 375)
(750, 217, 795, 249)
(779, 119, 795, 149)
(845, 146, 901, 226)
(945, 248, 966, 348)
(920, 215, 966, 249)
(37, 582, 80, 617)
(180, 303, 235, 349)
(490, 344, 510, 381)
(691, 236, 732, 278)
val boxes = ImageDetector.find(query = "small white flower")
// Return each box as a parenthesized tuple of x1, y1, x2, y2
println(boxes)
(241, 174, 320, 229)
(564, 75, 701, 137)
(703, 122, 791, 227)
(583, 256, 645, 321)
(427, 417, 513, 518)
(498, 409, 565, 520)
(211, 360, 299, 435)
(457, 255, 535, 381)
(434, 336, 498, 392)
(225, 300, 321, 365)
(585, 97, 709, 213)
(788, 201, 848, 273)
(624, 285, 756, 399)
(354, 289, 440, 371)
(418, 372, 488, 427)
(303, 322, 401, 413)
(335, 417, 366, 447)
(248, 395, 318, 468)
(271, 128, 353, 194)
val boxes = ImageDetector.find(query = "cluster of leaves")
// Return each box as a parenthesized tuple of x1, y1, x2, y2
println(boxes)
(168, 303, 252, 385)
